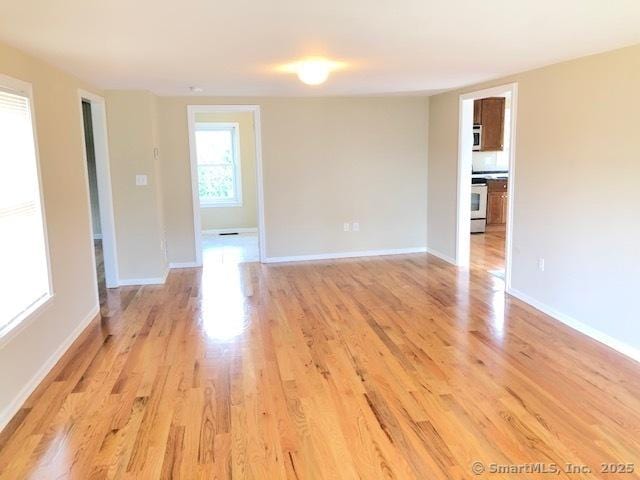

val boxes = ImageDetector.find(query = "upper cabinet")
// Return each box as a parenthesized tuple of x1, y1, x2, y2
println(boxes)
(473, 97, 505, 151)
(473, 99, 483, 125)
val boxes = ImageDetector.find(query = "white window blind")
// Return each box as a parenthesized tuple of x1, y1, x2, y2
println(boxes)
(0, 87, 51, 335)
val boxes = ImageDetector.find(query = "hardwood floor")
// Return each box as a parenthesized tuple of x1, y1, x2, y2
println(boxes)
(94, 239, 108, 314)
(1, 247, 640, 478)
(470, 227, 505, 274)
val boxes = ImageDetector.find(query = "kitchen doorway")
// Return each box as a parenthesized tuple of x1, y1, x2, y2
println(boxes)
(456, 83, 518, 287)
(79, 90, 119, 306)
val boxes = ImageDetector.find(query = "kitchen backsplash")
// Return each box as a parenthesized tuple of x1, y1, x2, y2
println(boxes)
(472, 150, 509, 172)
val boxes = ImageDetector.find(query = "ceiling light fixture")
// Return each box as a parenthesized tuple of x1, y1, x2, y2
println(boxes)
(296, 59, 332, 85)
(277, 58, 346, 86)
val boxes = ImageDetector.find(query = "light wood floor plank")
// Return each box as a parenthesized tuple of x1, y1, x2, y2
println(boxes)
(1, 232, 639, 479)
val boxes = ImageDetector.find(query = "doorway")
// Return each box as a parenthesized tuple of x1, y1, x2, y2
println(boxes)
(79, 90, 119, 306)
(456, 83, 518, 287)
(187, 105, 265, 267)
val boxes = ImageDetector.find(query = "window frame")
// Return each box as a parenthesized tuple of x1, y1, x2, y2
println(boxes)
(0, 74, 54, 344)
(195, 122, 243, 208)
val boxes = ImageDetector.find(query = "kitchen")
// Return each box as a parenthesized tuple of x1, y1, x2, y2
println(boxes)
(470, 94, 511, 272)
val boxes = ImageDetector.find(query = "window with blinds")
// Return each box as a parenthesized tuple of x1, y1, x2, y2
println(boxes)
(0, 83, 52, 336)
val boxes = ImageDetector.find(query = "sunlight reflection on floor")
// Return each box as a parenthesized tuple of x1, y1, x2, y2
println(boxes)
(202, 232, 259, 264)
(199, 233, 258, 342)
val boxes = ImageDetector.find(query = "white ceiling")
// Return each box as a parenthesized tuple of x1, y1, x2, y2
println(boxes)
(1, 0, 639, 96)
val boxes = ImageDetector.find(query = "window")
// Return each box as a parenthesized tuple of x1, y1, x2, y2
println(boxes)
(195, 123, 242, 207)
(0, 79, 52, 337)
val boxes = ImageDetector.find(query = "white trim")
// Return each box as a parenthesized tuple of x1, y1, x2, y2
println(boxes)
(504, 87, 518, 290)
(254, 107, 267, 263)
(426, 247, 458, 266)
(187, 107, 202, 265)
(187, 105, 266, 266)
(202, 227, 258, 235)
(0, 295, 55, 350)
(118, 269, 168, 286)
(0, 74, 35, 94)
(200, 201, 243, 208)
(507, 287, 640, 364)
(0, 304, 100, 432)
(78, 90, 120, 289)
(197, 121, 240, 130)
(169, 261, 199, 269)
(455, 94, 473, 267)
(0, 74, 54, 342)
(263, 247, 427, 264)
(456, 83, 519, 287)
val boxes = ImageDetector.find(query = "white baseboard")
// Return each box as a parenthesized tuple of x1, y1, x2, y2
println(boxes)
(202, 227, 258, 235)
(118, 268, 169, 286)
(263, 247, 427, 264)
(0, 304, 100, 432)
(426, 247, 457, 266)
(507, 287, 640, 364)
(169, 261, 200, 269)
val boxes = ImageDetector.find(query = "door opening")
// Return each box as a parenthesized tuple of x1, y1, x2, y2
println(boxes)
(456, 83, 518, 288)
(187, 105, 266, 268)
(79, 91, 119, 308)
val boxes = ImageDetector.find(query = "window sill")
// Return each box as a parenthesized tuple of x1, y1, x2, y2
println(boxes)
(0, 293, 55, 349)
(200, 202, 243, 209)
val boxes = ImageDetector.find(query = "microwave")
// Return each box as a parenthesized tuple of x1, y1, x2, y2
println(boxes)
(473, 125, 482, 151)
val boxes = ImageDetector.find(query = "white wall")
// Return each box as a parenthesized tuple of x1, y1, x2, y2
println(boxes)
(428, 44, 640, 355)
(0, 41, 102, 428)
(159, 96, 429, 262)
(105, 90, 167, 282)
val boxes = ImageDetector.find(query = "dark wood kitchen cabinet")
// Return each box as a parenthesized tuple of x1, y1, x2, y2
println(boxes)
(474, 97, 505, 151)
(473, 99, 483, 125)
(487, 179, 508, 225)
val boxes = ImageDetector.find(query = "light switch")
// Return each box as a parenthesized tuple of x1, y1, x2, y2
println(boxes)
(136, 174, 148, 186)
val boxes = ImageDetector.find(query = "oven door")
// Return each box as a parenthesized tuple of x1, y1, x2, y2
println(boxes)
(470, 185, 487, 219)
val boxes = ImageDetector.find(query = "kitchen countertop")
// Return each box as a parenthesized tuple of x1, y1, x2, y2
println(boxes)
(471, 172, 509, 180)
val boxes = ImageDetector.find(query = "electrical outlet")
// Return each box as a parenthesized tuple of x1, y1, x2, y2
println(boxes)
(343, 222, 350, 232)
(352, 222, 360, 232)
(135, 174, 148, 186)
(538, 257, 545, 272)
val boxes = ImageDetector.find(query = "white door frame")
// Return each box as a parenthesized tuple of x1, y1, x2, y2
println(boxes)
(456, 82, 518, 289)
(78, 90, 120, 289)
(187, 105, 266, 265)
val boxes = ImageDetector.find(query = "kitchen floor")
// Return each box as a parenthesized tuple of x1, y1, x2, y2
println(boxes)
(202, 232, 260, 265)
(470, 227, 505, 277)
